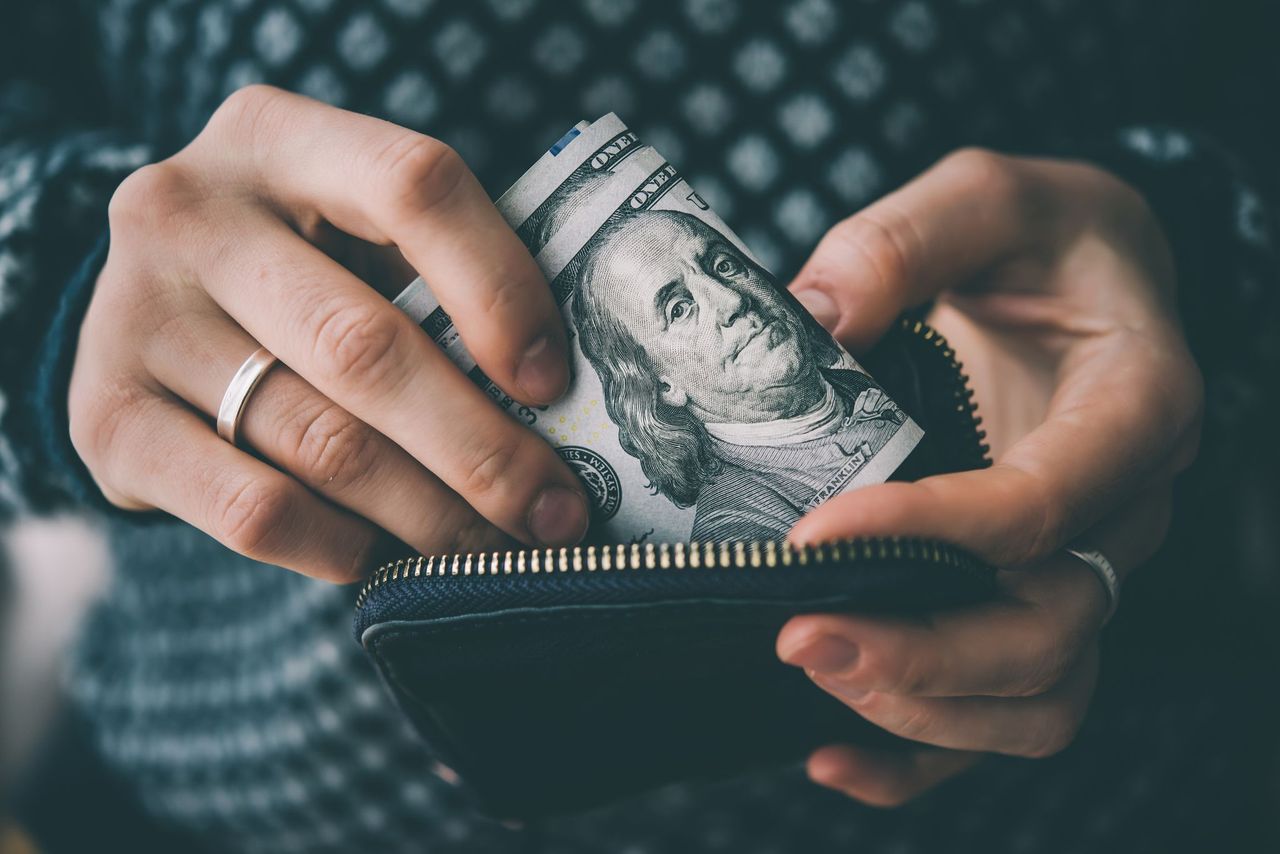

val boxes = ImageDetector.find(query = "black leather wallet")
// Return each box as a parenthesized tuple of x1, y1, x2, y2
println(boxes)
(353, 318, 994, 820)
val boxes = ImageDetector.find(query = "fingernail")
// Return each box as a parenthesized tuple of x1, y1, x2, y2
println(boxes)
(792, 289, 839, 331)
(527, 486, 589, 547)
(516, 335, 570, 403)
(781, 634, 859, 675)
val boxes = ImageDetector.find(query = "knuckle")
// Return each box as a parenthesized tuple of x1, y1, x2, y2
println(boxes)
(459, 434, 524, 504)
(211, 477, 293, 558)
(888, 703, 936, 743)
(942, 147, 1024, 208)
(288, 403, 381, 494)
(377, 135, 468, 221)
(108, 162, 191, 236)
(1000, 466, 1068, 565)
(941, 146, 1004, 177)
(69, 377, 146, 471)
(892, 655, 934, 697)
(208, 84, 290, 141)
(863, 637, 932, 696)
(826, 211, 915, 294)
(310, 302, 407, 391)
(472, 274, 529, 323)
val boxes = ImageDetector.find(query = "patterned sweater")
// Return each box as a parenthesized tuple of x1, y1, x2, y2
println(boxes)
(2, 1, 1277, 852)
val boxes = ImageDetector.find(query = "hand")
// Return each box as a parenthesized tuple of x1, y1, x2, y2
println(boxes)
(69, 85, 589, 583)
(777, 148, 1203, 805)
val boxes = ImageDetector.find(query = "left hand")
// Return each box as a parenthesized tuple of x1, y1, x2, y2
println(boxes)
(776, 149, 1203, 806)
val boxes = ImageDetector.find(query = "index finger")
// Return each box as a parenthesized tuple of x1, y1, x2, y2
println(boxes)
(787, 148, 1036, 351)
(196, 85, 569, 405)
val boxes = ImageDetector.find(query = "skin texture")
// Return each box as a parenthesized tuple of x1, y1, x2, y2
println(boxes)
(69, 85, 590, 582)
(777, 148, 1202, 806)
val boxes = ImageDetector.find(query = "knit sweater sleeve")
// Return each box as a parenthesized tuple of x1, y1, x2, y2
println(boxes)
(0, 2, 152, 515)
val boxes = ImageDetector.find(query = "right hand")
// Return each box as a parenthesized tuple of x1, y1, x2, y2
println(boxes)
(70, 85, 589, 582)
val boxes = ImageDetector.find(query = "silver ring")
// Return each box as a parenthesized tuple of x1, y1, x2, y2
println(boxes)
(216, 346, 279, 446)
(1064, 542, 1121, 625)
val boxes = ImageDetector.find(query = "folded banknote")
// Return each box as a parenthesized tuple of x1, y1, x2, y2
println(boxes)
(393, 114, 922, 543)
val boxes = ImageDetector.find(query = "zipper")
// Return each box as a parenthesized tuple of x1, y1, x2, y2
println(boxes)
(355, 536, 988, 609)
(903, 316, 990, 463)
(356, 318, 989, 611)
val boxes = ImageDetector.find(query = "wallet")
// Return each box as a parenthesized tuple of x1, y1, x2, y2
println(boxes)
(353, 318, 994, 820)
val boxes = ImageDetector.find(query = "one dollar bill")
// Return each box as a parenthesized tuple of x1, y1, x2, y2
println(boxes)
(393, 114, 922, 544)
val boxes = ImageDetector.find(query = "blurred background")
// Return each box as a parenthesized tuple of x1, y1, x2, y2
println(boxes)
(1, 520, 111, 768)
(1, 517, 111, 848)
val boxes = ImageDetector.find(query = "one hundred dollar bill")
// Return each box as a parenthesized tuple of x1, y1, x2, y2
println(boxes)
(393, 114, 923, 544)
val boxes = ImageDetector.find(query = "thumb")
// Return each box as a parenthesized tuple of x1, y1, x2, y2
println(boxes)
(788, 148, 1034, 352)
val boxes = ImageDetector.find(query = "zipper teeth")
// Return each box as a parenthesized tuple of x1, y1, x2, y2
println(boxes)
(355, 318, 991, 611)
(907, 318, 990, 463)
(355, 537, 982, 609)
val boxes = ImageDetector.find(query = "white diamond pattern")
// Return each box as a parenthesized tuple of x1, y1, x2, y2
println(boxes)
(833, 44, 886, 102)
(777, 93, 834, 149)
(254, 8, 303, 67)
(727, 134, 779, 192)
(684, 0, 738, 33)
(889, 1, 939, 52)
(733, 39, 787, 92)
(828, 146, 884, 205)
(634, 30, 688, 80)
(337, 12, 390, 72)
(533, 24, 587, 76)
(383, 69, 439, 127)
(582, 0, 638, 27)
(784, 0, 839, 44)
(682, 84, 732, 135)
(6, 5, 1269, 854)
(433, 19, 486, 78)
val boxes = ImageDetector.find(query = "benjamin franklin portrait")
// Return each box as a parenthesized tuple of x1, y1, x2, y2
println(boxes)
(566, 209, 907, 541)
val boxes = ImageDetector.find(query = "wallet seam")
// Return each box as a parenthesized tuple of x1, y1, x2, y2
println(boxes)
(363, 595, 855, 657)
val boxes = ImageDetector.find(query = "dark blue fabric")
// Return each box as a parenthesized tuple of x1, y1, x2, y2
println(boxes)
(28, 230, 117, 512)
(26, 229, 167, 522)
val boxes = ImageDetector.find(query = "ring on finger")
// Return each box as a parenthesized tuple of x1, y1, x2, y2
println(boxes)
(1063, 542, 1120, 625)
(216, 345, 279, 446)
